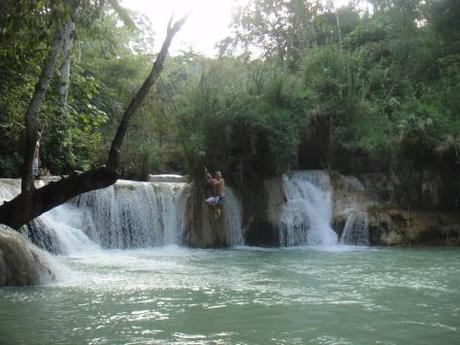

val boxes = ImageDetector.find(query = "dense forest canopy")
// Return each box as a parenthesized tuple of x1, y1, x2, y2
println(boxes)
(0, 0, 459, 210)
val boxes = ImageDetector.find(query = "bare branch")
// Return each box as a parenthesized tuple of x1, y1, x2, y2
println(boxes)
(107, 13, 189, 170)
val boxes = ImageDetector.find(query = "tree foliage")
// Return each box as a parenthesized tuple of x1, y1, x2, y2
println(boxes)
(1, 0, 459, 210)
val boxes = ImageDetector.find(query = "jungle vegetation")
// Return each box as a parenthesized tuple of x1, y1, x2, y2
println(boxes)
(0, 0, 459, 215)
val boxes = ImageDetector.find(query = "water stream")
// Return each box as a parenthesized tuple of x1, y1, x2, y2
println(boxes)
(1, 247, 459, 345)
(0, 176, 459, 344)
(279, 171, 338, 246)
(73, 180, 190, 248)
(340, 211, 370, 246)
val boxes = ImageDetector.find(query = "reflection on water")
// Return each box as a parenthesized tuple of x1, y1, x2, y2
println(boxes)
(1, 247, 460, 345)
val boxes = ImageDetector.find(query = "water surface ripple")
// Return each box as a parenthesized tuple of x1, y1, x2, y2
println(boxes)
(1, 246, 459, 345)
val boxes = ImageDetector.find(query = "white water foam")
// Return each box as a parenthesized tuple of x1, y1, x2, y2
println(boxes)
(224, 187, 244, 246)
(279, 171, 338, 246)
(340, 211, 369, 246)
(335, 175, 370, 246)
(0, 178, 99, 255)
(41, 205, 101, 254)
(0, 177, 247, 253)
(73, 180, 190, 248)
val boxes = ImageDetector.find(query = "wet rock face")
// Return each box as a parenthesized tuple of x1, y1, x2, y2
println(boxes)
(329, 173, 376, 245)
(421, 170, 442, 208)
(241, 178, 283, 247)
(185, 186, 244, 248)
(367, 209, 460, 246)
(23, 218, 63, 255)
(359, 170, 460, 211)
(330, 172, 460, 246)
(358, 173, 400, 205)
(185, 187, 228, 248)
(0, 225, 56, 286)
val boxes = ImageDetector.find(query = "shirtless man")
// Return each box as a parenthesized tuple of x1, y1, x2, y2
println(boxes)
(205, 170, 225, 215)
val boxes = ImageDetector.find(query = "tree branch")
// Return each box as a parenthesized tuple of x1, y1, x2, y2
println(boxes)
(107, 13, 189, 170)
(0, 168, 118, 229)
(58, 19, 76, 114)
(0, 12, 188, 230)
(21, 23, 65, 194)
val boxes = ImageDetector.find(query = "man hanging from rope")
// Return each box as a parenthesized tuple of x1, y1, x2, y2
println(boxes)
(205, 168, 225, 217)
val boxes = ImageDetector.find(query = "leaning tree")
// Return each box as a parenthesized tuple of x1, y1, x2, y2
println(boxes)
(0, 0, 188, 229)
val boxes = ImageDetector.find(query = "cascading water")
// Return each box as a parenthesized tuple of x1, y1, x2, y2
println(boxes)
(334, 175, 371, 246)
(0, 179, 20, 202)
(39, 205, 100, 254)
(223, 187, 244, 246)
(0, 179, 98, 254)
(340, 211, 369, 245)
(74, 180, 190, 248)
(0, 176, 247, 252)
(279, 171, 338, 246)
(0, 178, 192, 251)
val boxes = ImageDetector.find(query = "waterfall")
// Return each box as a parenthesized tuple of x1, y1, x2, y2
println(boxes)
(223, 187, 244, 246)
(0, 178, 192, 251)
(74, 180, 190, 248)
(39, 205, 100, 254)
(0, 179, 20, 201)
(0, 179, 97, 254)
(334, 175, 370, 246)
(340, 211, 369, 245)
(0, 177, 247, 252)
(279, 171, 338, 246)
(0, 178, 193, 251)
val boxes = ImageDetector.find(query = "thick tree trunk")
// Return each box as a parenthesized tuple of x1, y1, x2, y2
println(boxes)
(0, 14, 188, 230)
(22, 24, 65, 194)
(0, 168, 118, 229)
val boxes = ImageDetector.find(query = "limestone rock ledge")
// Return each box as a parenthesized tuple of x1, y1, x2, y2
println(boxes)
(242, 178, 285, 247)
(329, 172, 460, 246)
(0, 224, 57, 286)
(185, 185, 244, 248)
(367, 208, 460, 246)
